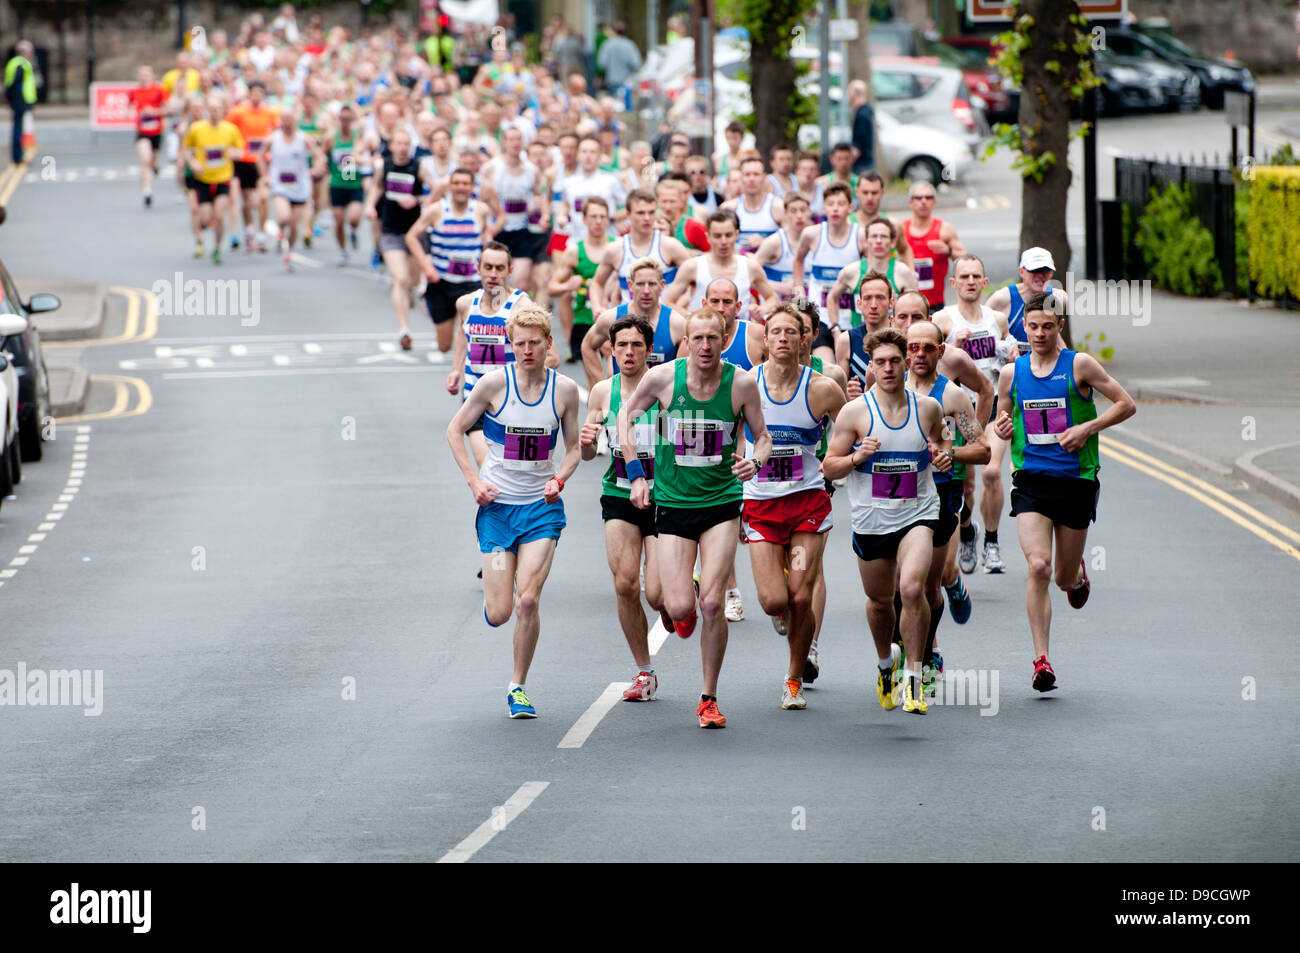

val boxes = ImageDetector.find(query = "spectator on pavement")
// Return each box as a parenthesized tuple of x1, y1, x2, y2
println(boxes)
(4, 40, 38, 164)
(849, 79, 875, 175)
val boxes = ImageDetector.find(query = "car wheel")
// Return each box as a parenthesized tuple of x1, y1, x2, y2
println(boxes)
(19, 416, 42, 462)
(0, 440, 14, 500)
(900, 157, 944, 185)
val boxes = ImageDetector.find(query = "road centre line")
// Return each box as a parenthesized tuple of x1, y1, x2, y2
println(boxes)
(436, 781, 550, 864)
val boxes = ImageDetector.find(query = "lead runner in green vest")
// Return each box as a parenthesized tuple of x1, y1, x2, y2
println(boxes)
(993, 292, 1135, 695)
(619, 308, 771, 729)
(581, 314, 670, 703)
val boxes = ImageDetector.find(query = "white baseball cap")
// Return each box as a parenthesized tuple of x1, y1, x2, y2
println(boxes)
(1019, 247, 1055, 271)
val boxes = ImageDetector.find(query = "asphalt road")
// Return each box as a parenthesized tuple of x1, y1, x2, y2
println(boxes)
(0, 112, 1296, 863)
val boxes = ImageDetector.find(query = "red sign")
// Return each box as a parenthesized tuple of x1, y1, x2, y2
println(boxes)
(90, 82, 139, 131)
(968, 0, 1127, 23)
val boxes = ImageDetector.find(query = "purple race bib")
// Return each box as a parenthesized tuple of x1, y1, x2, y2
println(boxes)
(1022, 398, 1068, 445)
(503, 426, 552, 470)
(872, 462, 919, 501)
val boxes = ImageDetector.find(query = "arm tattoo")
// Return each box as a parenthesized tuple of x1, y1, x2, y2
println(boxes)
(956, 409, 983, 444)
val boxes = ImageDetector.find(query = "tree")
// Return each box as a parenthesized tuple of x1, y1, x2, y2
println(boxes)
(990, 0, 1101, 345)
(719, 0, 818, 156)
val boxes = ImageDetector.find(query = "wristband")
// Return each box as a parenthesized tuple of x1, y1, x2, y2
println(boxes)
(624, 459, 645, 483)
(553, 476, 565, 492)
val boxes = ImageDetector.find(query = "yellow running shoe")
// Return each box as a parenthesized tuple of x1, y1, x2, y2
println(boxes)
(903, 674, 928, 715)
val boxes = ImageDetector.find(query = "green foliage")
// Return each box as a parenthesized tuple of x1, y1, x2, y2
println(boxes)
(717, 0, 818, 143)
(1075, 332, 1114, 362)
(1247, 167, 1300, 299)
(1234, 178, 1251, 298)
(984, 0, 1103, 181)
(1135, 183, 1223, 296)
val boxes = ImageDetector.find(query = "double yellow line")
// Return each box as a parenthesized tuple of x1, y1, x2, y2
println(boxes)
(1101, 436, 1300, 564)
(49, 286, 157, 421)
(0, 145, 35, 206)
(55, 374, 153, 423)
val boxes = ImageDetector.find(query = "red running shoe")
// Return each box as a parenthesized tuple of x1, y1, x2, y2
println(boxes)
(696, 697, 727, 728)
(1032, 655, 1058, 692)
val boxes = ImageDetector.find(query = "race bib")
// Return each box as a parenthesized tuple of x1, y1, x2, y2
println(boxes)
(1022, 398, 1068, 445)
(469, 334, 508, 367)
(204, 146, 225, 169)
(447, 258, 477, 277)
(278, 171, 298, 184)
(503, 425, 553, 471)
(673, 419, 729, 467)
(503, 199, 528, 214)
(963, 330, 997, 363)
(871, 460, 919, 504)
(385, 172, 415, 201)
(249, 138, 267, 155)
(757, 446, 804, 490)
(915, 257, 934, 291)
(1016, 340, 1032, 356)
(613, 450, 655, 489)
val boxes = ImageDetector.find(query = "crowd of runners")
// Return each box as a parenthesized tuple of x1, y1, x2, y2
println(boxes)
(128, 15, 1137, 726)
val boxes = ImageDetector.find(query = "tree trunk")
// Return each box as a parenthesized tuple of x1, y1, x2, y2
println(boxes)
(751, 9, 800, 157)
(1018, 0, 1083, 346)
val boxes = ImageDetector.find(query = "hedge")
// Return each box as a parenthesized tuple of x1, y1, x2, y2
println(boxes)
(1248, 167, 1300, 300)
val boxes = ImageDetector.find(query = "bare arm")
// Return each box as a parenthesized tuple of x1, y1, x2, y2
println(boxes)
(580, 381, 610, 463)
(588, 244, 620, 314)
(747, 259, 779, 315)
(406, 203, 439, 277)
(946, 386, 989, 467)
(445, 295, 472, 394)
(545, 378, 583, 503)
(446, 372, 504, 502)
(827, 262, 855, 330)
(580, 307, 619, 384)
(1063, 352, 1136, 452)
(619, 364, 674, 509)
(822, 400, 878, 480)
(732, 372, 771, 481)
(790, 226, 815, 292)
(662, 258, 696, 312)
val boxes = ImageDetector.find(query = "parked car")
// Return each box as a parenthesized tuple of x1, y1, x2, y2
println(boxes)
(870, 59, 987, 151)
(0, 260, 57, 462)
(936, 35, 1018, 122)
(1096, 49, 1201, 114)
(0, 325, 22, 503)
(1112, 23, 1254, 110)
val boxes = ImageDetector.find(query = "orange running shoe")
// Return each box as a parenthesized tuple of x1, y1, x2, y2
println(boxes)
(696, 697, 727, 728)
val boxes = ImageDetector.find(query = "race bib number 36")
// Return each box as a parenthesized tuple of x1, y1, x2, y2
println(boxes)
(1022, 398, 1068, 444)
(757, 446, 803, 489)
(503, 426, 552, 470)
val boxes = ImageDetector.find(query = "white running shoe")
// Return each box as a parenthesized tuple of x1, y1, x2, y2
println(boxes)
(725, 589, 744, 622)
(982, 542, 1005, 574)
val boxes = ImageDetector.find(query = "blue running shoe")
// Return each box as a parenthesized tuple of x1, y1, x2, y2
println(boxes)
(507, 688, 537, 719)
(945, 577, 972, 624)
(370, 249, 382, 270)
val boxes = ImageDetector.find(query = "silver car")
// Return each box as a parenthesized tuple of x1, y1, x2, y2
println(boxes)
(870, 60, 988, 153)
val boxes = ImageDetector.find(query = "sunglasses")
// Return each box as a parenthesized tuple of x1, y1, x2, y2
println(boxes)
(907, 341, 940, 354)
(911, 194, 935, 201)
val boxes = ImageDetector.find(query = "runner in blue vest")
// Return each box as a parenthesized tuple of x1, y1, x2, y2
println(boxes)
(446, 305, 582, 720)
(993, 292, 1134, 694)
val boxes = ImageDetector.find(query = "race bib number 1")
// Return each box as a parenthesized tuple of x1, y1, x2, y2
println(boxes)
(1022, 398, 1068, 445)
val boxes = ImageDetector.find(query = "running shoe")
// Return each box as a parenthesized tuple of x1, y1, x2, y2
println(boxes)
(676, 576, 700, 638)
(623, 671, 658, 702)
(945, 576, 972, 624)
(675, 610, 698, 639)
(903, 675, 929, 714)
(193, 242, 205, 259)
(338, 250, 349, 266)
(370, 249, 382, 269)
(229, 232, 239, 249)
(772, 611, 787, 636)
(1067, 559, 1091, 609)
(696, 697, 727, 728)
(282, 251, 292, 272)
(958, 533, 977, 575)
(349, 227, 358, 249)
(399, 333, 413, 351)
(1032, 655, 1057, 693)
(877, 644, 902, 711)
(782, 677, 807, 710)
(303, 234, 313, 249)
(982, 542, 1005, 574)
(507, 688, 537, 718)
(144, 192, 152, 208)
(803, 643, 819, 683)
(930, 647, 944, 675)
(659, 607, 675, 632)
(212, 248, 222, 266)
(725, 589, 745, 622)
